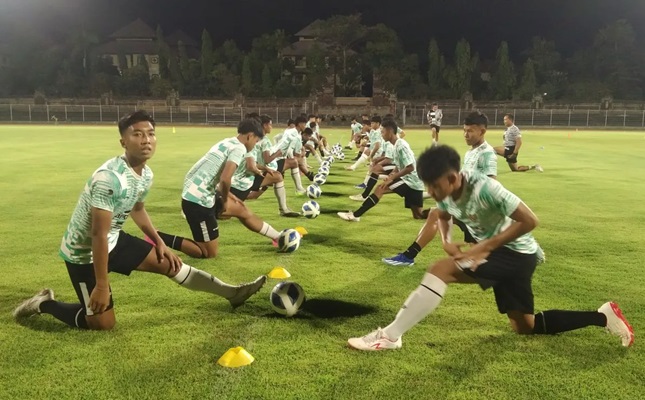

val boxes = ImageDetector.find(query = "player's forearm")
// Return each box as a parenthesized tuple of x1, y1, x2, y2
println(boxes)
(219, 181, 231, 202)
(91, 236, 110, 287)
(130, 208, 159, 242)
(483, 220, 535, 251)
(514, 139, 522, 153)
(388, 165, 413, 181)
(438, 218, 453, 244)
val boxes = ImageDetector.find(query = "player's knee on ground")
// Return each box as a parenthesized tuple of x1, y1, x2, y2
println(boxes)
(87, 312, 116, 331)
(507, 311, 535, 334)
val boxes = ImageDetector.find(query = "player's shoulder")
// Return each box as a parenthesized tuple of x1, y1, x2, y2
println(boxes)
(479, 141, 495, 154)
(93, 156, 128, 184)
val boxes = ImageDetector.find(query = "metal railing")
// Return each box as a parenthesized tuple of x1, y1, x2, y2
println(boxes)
(1, 104, 644, 128)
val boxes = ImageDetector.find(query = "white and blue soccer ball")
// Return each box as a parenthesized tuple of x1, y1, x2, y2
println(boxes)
(307, 184, 322, 199)
(301, 200, 320, 219)
(336, 152, 345, 160)
(326, 156, 334, 164)
(321, 160, 331, 169)
(318, 166, 330, 175)
(313, 173, 327, 185)
(277, 229, 301, 253)
(270, 281, 306, 317)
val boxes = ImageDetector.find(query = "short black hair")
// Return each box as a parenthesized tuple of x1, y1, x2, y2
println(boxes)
(302, 127, 313, 136)
(381, 119, 398, 133)
(432, 102, 438, 106)
(384, 113, 394, 119)
(351, 116, 357, 121)
(362, 119, 371, 125)
(260, 114, 272, 125)
(504, 113, 515, 121)
(295, 116, 307, 125)
(118, 110, 155, 135)
(286, 118, 295, 125)
(371, 116, 382, 124)
(417, 145, 461, 184)
(238, 118, 264, 138)
(464, 111, 488, 128)
(308, 114, 316, 119)
(308, 121, 317, 129)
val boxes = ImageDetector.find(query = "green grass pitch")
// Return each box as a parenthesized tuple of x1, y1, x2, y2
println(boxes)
(0, 124, 643, 399)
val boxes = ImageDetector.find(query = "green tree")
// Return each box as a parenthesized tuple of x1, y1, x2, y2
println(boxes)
(444, 38, 474, 97)
(517, 58, 537, 100)
(364, 24, 405, 94)
(156, 25, 170, 78)
(491, 41, 516, 99)
(427, 38, 445, 93)
(241, 55, 252, 95)
(200, 29, 214, 79)
(261, 64, 273, 96)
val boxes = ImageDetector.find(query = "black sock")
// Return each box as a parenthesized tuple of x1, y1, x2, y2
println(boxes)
(306, 171, 314, 181)
(361, 173, 379, 198)
(354, 194, 380, 217)
(533, 310, 606, 334)
(39, 300, 88, 329)
(402, 242, 422, 260)
(157, 231, 185, 251)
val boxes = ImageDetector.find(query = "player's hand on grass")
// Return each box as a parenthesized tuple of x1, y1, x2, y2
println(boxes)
(156, 243, 183, 274)
(89, 285, 111, 314)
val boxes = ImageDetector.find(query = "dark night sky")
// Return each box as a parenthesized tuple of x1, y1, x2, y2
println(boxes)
(1, 0, 643, 60)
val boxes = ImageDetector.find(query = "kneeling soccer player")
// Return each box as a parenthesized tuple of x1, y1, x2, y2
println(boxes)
(13, 111, 266, 330)
(348, 145, 633, 350)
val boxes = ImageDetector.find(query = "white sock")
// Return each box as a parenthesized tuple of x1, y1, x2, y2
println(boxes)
(315, 153, 323, 163)
(382, 273, 447, 340)
(362, 171, 371, 185)
(291, 168, 305, 191)
(171, 264, 236, 298)
(274, 181, 289, 212)
(259, 222, 280, 240)
(351, 153, 369, 169)
(347, 141, 354, 149)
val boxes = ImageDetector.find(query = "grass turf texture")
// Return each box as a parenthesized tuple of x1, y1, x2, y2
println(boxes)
(0, 125, 643, 400)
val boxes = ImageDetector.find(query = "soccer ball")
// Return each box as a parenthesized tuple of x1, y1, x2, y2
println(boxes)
(336, 152, 345, 160)
(270, 281, 306, 317)
(325, 156, 334, 164)
(313, 173, 326, 185)
(277, 229, 301, 253)
(307, 184, 322, 199)
(318, 166, 330, 175)
(301, 200, 320, 219)
(321, 161, 331, 169)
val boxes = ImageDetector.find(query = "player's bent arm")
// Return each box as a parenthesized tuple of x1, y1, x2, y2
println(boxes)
(218, 160, 238, 203)
(245, 157, 263, 176)
(387, 164, 414, 182)
(513, 137, 522, 154)
(437, 210, 453, 244)
(483, 202, 538, 251)
(262, 150, 273, 165)
(129, 202, 161, 242)
(90, 207, 112, 288)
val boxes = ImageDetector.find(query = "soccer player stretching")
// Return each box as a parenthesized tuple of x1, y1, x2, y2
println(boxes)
(348, 145, 633, 350)
(13, 111, 266, 330)
(494, 114, 543, 172)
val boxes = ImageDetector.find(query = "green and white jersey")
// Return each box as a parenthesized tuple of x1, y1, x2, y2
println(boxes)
(463, 141, 497, 177)
(256, 137, 278, 170)
(381, 140, 395, 159)
(393, 138, 424, 191)
(436, 170, 538, 254)
(351, 122, 363, 134)
(368, 128, 381, 148)
(231, 151, 256, 191)
(183, 137, 246, 208)
(59, 156, 153, 264)
(271, 128, 301, 159)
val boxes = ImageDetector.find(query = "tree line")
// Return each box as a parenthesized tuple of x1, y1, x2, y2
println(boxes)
(0, 15, 642, 102)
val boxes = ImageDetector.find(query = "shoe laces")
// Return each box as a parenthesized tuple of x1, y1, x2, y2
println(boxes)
(363, 328, 385, 344)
